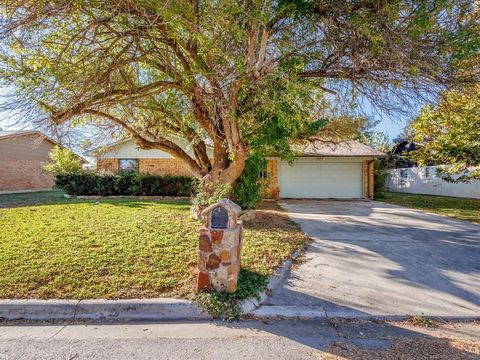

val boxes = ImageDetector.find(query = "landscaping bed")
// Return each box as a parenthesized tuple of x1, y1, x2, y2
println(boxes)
(0, 191, 307, 300)
(381, 192, 480, 224)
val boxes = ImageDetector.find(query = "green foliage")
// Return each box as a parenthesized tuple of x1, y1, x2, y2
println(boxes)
(191, 182, 232, 209)
(195, 269, 268, 321)
(233, 152, 267, 209)
(410, 87, 480, 182)
(373, 159, 389, 199)
(54, 172, 197, 196)
(1, 0, 478, 194)
(44, 146, 82, 176)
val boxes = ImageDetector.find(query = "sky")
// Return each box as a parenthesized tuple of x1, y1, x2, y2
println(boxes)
(374, 117, 405, 140)
(0, 87, 410, 143)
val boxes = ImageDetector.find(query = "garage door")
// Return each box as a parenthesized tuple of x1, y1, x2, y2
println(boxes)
(279, 161, 363, 198)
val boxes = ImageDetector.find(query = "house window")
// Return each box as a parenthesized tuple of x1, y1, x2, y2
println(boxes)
(424, 167, 432, 178)
(119, 159, 139, 174)
(399, 168, 408, 185)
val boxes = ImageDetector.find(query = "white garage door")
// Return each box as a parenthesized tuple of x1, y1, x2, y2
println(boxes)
(279, 161, 363, 198)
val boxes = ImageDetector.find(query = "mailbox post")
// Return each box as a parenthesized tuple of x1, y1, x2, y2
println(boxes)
(197, 199, 242, 293)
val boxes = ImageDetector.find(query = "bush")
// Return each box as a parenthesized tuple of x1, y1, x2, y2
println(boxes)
(55, 171, 198, 197)
(232, 152, 267, 209)
(374, 159, 389, 199)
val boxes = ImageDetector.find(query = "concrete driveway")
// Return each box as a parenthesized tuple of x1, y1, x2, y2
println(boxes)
(260, 200, 480, 319)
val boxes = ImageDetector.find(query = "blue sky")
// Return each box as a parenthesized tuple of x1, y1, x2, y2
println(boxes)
(374, 117, 405, 139)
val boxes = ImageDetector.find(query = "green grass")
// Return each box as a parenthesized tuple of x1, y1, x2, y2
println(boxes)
(381, 192, 480, 224)
(0, 192, 307, 299)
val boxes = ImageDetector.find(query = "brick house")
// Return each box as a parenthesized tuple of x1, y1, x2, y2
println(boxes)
(0, 130, 83, 193)
(91, 137, 384, 199)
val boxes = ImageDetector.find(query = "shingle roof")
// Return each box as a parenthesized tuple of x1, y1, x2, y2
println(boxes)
(294, 140, 386, 157)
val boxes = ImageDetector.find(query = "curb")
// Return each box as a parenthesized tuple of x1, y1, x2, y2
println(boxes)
(241, 249, 301, 315)
(249, 306, 480, 322)
(0, 298, 210, 321)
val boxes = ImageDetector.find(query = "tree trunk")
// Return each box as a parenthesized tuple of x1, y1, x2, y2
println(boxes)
(190, 143, 247, 219)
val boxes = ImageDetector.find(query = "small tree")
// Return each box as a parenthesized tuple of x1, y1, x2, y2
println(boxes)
(44, 146, 83, 176)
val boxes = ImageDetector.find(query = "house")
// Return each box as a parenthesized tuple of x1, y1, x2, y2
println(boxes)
(386, 165, 480, 199)
(90, 138, 385, 199)
(388, 139, 418, 168)
(0, 130, 83, 193)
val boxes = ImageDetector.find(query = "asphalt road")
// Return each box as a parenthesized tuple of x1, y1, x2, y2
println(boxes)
(0, 319, 478, 359)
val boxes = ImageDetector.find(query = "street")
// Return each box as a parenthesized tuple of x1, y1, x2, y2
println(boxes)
(0, 319, 478, 359)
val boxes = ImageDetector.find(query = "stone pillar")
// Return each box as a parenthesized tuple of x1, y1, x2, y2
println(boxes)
(197, 199, 242, 293)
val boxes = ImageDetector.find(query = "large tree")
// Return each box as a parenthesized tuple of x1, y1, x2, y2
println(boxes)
(0, 0, 478, 193)
(410, 86, 480, 182)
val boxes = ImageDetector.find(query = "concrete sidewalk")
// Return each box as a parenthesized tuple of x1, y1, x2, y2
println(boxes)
(256, 200, 480, 319)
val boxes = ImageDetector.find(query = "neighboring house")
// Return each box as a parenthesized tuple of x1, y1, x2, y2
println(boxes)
(90, 138, 385, 200)
(388, 140, 418, 168)
(387, 166, 480, 199)
(0, 130, 83, 193)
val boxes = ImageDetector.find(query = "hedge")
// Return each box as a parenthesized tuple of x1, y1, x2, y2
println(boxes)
(54, 172, 198, 197)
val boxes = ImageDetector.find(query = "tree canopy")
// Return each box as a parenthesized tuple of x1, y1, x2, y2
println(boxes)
(410, 86, 480, 182)
(0, 0, 478, 190)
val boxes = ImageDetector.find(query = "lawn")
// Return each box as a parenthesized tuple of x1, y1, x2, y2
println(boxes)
(381, 192, 480, 224)
(0, 191, 307, 299)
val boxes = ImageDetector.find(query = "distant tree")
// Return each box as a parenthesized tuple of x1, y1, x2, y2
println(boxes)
(44, 146, 83, 176)
(410, 86, 480, 182)
(0, 0, 478, 197)
(354, 117, 391, 152)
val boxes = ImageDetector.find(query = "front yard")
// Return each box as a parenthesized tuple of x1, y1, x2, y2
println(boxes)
(381, 192, 480, 224)
(0, 191, 307, 299)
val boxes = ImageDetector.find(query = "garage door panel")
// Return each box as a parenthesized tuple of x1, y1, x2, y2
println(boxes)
(279, 161, 363, 198)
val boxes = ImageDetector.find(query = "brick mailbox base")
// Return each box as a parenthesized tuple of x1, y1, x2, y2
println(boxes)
(197, 225, 242, 293)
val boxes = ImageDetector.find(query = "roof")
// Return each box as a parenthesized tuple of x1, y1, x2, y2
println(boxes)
(391, 140, 417, 155)
(202, 198, 242, 217)
(293, 140, 386, 158)
(0, 129, 87, 163)
(86, 135, 214, 157)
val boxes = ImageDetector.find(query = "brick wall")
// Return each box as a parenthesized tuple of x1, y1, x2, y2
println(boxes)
(96, 158, 193, 176)
(139, 158, 193, 176)
(0, 159, 54, 191)
(265, 160, 279, 199)
(96, 158, 119, 173)
(363, 160, 375, 199)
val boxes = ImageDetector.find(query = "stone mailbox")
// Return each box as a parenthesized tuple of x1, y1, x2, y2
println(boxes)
(197, 199, 242, 293)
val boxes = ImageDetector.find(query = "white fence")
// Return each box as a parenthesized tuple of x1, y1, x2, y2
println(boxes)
(386, 166, 480, 199)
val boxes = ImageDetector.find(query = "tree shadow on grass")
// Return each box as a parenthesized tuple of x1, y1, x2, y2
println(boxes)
(0, 190, 191, 209)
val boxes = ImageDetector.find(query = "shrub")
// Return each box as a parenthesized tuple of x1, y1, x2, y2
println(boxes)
(232, 152, 267, 209)
(374, 159, 389, 199)
(54, 171, 198, 196)
(44, 146, 83, 176)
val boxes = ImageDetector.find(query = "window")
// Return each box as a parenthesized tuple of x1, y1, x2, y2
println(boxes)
(424, 167, 432, 178)
(399, 168, 408, 185)
(119, 159, 139, 174)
